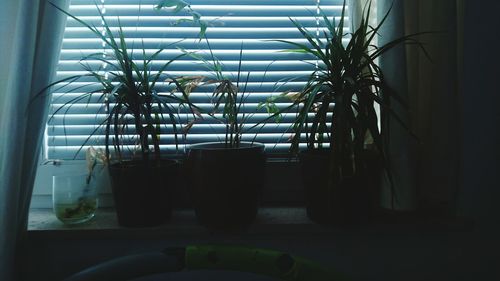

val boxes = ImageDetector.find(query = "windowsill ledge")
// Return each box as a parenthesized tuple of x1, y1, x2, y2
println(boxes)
(28, 207, 475, 239)
(28, 207, 327, 238)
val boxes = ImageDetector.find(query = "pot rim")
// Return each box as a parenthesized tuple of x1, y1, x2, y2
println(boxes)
(109, 159, 178, 169)
(188, 141, 265, 151)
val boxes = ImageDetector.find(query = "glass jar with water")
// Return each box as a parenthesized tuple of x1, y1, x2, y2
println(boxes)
(52, 173, 98, 224)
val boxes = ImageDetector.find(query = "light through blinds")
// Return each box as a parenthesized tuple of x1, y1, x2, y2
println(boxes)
(46, 0, 349, 159)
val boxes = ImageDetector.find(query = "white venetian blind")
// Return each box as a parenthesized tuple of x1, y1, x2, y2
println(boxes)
(46, 0, 349, 159)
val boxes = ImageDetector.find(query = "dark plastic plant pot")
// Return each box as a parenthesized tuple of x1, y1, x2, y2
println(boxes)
(109, 160, 177, 227)
(299, 149, 380, 225)
(185, 142, 266, 231)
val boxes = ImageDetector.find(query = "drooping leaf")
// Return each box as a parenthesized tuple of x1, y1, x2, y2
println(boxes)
(155, 0, 188, 11)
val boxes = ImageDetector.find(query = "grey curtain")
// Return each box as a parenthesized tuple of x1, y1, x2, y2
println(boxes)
(348, 0, 376, 31)
(0, 0, 68, 280)
(377, 0, 463, 213)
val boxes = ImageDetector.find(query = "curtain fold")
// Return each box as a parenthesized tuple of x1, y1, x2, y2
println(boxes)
(0, 1, 68, 280)
(348, 0, 376, 32)
(377, 0, 463, 213)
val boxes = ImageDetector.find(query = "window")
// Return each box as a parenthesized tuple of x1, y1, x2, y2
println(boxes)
(32, 0, 350, 208)
(45, 0, 349, 160)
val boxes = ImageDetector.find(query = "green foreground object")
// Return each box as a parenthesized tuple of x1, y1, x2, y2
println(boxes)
(185, 245, 350, 281)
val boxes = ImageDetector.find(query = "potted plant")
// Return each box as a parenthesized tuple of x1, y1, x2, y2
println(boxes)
(180, 45, 266, 231)
(265, 1, 427, 224)
(38, 2, 202, 227)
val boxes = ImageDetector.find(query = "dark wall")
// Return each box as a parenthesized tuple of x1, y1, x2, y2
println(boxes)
(458, 0, 500, 231)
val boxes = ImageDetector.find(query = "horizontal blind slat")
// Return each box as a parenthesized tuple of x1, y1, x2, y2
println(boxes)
(51, 92, 290, 103)
(61, 38, 350, 49)
(47, 123, 321, 135)
(68, 5, 344, 17)
(49, 102, 297, 115)
(59, 49, 318, 60)
(56, 60, 319, 71)
(65, 16, 348, 28)
(48, 81, 309, 92)
(70, 0, 344, 5)
(62, 27, 345, 39)
(47, 113, 329, 125)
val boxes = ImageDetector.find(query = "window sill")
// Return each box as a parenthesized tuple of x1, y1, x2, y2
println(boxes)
(28, 207, 326, 238)
(28, 207, 474, 239)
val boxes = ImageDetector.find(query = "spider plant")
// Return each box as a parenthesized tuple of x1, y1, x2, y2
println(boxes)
(270, 0, 428, 190)
(179, 41, 264, 149)
(36, 3, 202, 165)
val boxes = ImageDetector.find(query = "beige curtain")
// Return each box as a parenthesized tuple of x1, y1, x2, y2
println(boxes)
(378, 0, 463, 213)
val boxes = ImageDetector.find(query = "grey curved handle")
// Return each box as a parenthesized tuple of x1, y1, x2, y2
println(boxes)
(63, 248, 185, 281)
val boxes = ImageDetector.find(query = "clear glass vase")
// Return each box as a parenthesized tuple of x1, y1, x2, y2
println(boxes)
(52, 173, 98, 225)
